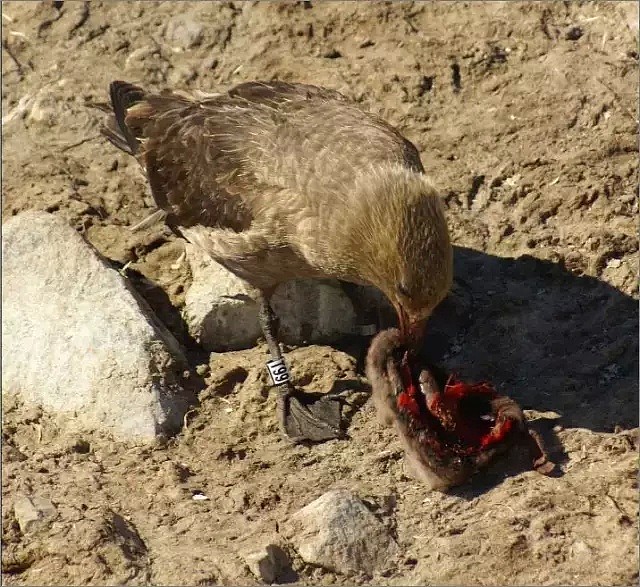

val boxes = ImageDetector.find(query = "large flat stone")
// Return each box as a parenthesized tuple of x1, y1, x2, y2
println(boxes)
(183, 244, 360, 351)
(2, 211, 192, 441)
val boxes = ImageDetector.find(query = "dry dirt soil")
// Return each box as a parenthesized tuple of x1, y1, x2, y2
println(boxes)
(2, 1, 639, 586)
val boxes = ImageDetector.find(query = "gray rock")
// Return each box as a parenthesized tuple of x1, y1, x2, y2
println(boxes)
(282, 489, 399, 575)
(164, 16, 204, 50)
(244, 543, 292, 584)
(2, 211, 192, 441)
(183, 244, 358, 351)
(183, 244, 262, 350)
(13, 493, 57, 533)
(272, 280, 357, 346)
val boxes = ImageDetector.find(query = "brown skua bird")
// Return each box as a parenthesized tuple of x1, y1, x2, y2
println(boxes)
(100, 80, 453, 443)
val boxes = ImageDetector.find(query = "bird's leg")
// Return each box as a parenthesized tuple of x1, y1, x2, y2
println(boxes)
(257, 292, 344, 443)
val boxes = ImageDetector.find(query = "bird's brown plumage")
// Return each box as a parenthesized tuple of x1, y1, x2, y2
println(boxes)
(102, 80, 453, 333)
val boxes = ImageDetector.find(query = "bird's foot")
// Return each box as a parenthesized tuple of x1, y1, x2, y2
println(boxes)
(276, 386, 346, 444)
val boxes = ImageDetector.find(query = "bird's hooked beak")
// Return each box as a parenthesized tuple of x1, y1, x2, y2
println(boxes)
(396, 304, 427, 349)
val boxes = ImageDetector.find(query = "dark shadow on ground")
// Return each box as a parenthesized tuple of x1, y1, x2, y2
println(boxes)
(418, 246, 638, 434)
(120, 264, 208, 408)
(125, 265, 210, 363)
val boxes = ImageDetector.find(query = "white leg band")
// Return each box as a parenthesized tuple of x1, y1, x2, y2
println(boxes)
(266, 358, 291, 385)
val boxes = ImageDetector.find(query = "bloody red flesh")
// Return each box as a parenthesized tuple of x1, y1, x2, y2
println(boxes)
(397, 355, 422, 420)
(396, 352, 514, 454)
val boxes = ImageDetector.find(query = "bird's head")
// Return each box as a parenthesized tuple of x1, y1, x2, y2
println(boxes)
(348, 167, 453, 347)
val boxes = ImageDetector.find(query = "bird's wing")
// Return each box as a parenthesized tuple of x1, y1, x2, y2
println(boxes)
(226, 80, 350, 104)
(105, 81, 259, 232)
(213, 81, 424, 204)
(213, 82, 425, 200)
(103, 80, 423, 232)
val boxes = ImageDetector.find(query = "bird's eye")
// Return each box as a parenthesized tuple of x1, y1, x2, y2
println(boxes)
(396, 282, 411, 298)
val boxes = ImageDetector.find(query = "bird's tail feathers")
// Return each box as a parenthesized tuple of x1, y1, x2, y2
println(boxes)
(101, 81, 147, 155)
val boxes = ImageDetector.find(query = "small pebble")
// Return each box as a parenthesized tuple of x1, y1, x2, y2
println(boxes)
(607, 258, 622, 269)
(196, 364, 210, 377)
(565, 26, 583, 41)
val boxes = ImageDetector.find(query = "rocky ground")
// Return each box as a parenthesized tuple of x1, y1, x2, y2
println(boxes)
(2, 1, 638, 585)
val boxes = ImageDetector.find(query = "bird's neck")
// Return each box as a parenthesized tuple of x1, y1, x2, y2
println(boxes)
(318, 166, 422, 288)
